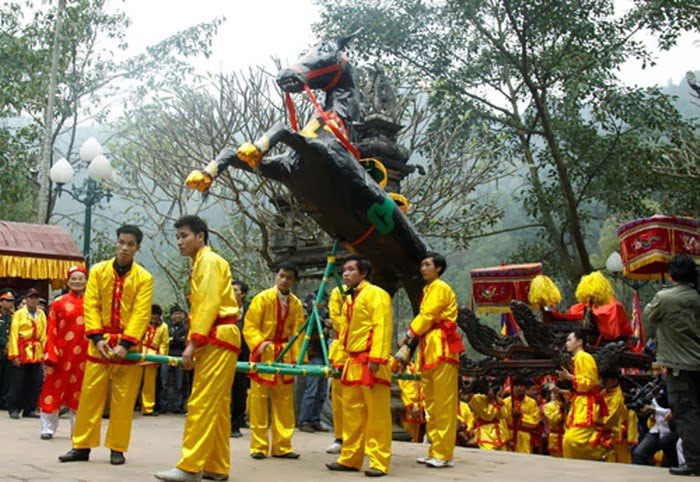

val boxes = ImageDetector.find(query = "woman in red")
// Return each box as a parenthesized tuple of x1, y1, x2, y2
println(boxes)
(39, 265, 88, 440)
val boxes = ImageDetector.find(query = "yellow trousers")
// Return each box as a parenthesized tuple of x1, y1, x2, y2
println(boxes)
(423, 362, 458, 461)
(140, 366, 157, 414)
(606, 443, 631, 464)
(177, 344, 237, 475)
(72, 360, 142, 452)
(513, 431, 534, 453)
(331, 378, 344, 441)
(248, 380, 295, 456)
(563, 427, 604, 460)
(337, 384, 392, 473)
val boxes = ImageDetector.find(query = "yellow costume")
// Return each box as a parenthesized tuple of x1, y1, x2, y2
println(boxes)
(8, 306, 47, 363)
(139, 322, 169, 415)
(398, 362, 424, 443)
(243, 286, 303, 457)
(543, 399, 565, 457)
(176, 246, 240, 477)
(328, 286, 348, 443)
(469, 394, 509, 450)
(562, 350, 605, 460)
(503, 395, 541, 453)
(337, 281, 393, 474)
(408, 278, 464, 462)
(457, 401, 475, 431)
(624, 409, 638, 462)
(72, 259, 153, 453)
(597, 385, 629, 463)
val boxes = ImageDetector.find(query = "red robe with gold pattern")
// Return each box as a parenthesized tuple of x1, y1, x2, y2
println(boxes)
(39, 291, 87, 412)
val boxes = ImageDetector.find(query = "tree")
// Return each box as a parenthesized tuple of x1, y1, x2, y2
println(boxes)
(0, 0, 222, 223)
(315, 0, 698, 288)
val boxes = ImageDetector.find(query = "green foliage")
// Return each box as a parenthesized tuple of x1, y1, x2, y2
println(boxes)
(315, 0, 698, 286)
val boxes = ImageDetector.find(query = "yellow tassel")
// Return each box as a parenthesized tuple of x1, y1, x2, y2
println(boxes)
(528, 275, 562, 308)
(575, 271, 613, 307)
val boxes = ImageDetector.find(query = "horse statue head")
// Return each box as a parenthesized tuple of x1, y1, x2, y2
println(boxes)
(276, 30, 362, 139)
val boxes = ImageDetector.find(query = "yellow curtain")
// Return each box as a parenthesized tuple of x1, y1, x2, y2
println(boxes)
(0, 255, 85, 289)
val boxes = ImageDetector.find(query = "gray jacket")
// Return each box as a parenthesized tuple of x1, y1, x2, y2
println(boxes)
(644, 283, 700, 371)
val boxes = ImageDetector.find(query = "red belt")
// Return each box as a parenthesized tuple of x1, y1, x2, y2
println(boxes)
(349, 351, 374, 386)
(436, 319, 464, 354)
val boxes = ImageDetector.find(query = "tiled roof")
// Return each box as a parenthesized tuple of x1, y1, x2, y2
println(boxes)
(0, 221, 83, 260)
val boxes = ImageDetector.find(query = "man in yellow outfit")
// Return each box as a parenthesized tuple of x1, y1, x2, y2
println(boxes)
(140, 304, 169, 416)
(456, 387, 476, 447)
(326, 284, 347, 454)
(543, 385, 568, 457)
(59, 225, 153, 466)
(596, 369, 630, 463)
(397, 252, 464, 468)
(155, 215, 241, 482)
(559, 329, 606, 461)
(6, 287, 46, 419)
(244, 263, 304, 460)
(468, 382, 510, 451)
(397, 361, 425, 443)
(326, 257, 393, 477)
(503, 376, 542, 453)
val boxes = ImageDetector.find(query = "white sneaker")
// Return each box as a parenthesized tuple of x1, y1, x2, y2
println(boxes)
(426, 458, 454, 468)
(154, 468, 203, 481)
(416, 456, 429, 464)
(326, 441, 342, 454)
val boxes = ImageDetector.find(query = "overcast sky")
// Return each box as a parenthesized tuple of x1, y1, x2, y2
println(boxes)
(117, 0, 698, 88)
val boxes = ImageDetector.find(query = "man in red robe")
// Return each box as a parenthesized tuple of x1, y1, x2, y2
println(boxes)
(40, 266, 89, 440)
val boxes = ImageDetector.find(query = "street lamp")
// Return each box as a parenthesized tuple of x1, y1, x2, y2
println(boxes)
(50, 137, 114, 266)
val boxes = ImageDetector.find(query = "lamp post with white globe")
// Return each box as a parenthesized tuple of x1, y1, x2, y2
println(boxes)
(49, 137, 115, 266)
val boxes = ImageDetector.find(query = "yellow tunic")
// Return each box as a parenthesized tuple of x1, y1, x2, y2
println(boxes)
(140, 323, 170, 364)
(83, 258, 153, 350)
(340, 280, 393, 387)
(72, 259, 153, 452)
(458, 401, 475, 431)
(543, 399, 565, 457)
(563, 349, 604, 460)
(598, 385, 629, 463)
(243, 286, 303, 385)
(408, 278, 462, 371)
(337, 280, 393, 474)
(469, 394, 509, 450)
(8, 306, 46, 363)
(503, 395, 541, 453)
(177, 245, 240, 476)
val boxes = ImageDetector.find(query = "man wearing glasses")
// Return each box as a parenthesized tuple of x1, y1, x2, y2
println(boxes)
(0, 288, 17, 410)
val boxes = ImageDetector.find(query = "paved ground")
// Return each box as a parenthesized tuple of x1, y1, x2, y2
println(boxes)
(0, 413, 681, 481)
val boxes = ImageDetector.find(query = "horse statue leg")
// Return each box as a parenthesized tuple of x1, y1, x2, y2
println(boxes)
(186, 122, 303, 191)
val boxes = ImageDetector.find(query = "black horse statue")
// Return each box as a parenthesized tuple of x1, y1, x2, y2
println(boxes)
(186, 32, 429, 311)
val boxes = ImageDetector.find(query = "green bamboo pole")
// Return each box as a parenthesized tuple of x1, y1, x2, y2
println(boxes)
(123, 353, 421, 380)
(295, 240, 339, 365)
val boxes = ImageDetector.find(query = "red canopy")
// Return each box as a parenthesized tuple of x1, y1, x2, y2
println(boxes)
(470, 263, 542, 314)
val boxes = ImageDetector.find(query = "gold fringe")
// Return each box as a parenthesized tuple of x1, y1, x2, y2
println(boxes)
(0, 255, 85, 289)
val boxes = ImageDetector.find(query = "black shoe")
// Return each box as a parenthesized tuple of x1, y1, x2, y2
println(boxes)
(326, 462, 359, 472)
(273, 452, 300, 459)
(22, 410, 40, 418)
(250, 452, 266, 460)
(173, 409, 186, 414)
(9, 410, 20, 420)
(365, 468, 386, 477)
(59, 407, 70, 417)
(230, 429, 243, 438)
(110, 450, 126, 465)
(59, 448, 90, 462)
(142, 411, 159, 417)
(298, 423, 316, 433)
(669, 465, 700, 476)
(102, 412, 110, 419)
(41, 433, 53, 440)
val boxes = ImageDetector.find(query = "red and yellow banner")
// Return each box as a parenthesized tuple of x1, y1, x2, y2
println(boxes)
(618, 215, 699, 280)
